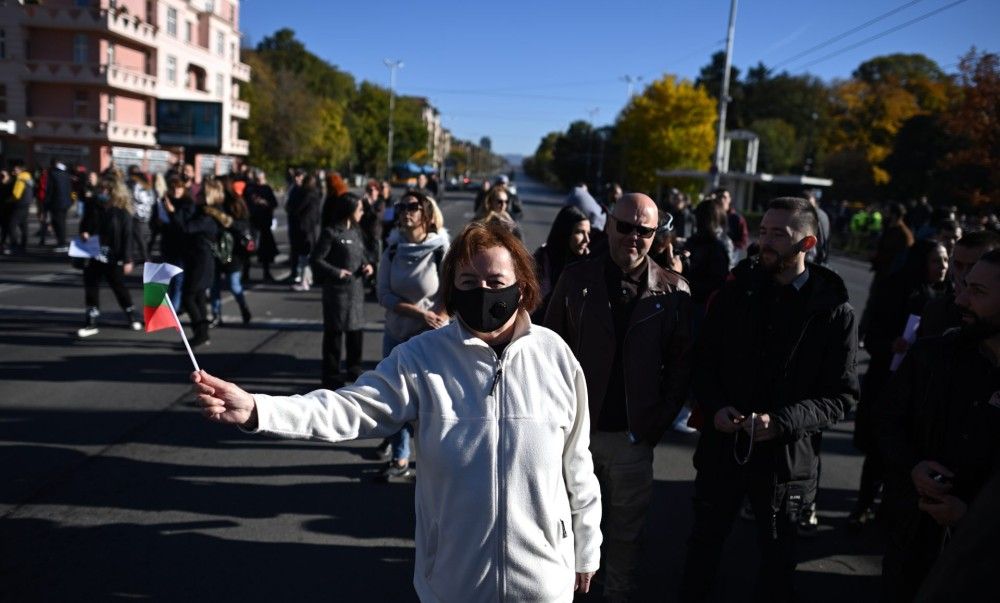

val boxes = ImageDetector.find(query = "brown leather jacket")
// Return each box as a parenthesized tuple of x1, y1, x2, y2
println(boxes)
(543, 255, 694, 444)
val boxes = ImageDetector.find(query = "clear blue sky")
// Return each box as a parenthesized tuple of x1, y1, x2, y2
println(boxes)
(240, 0, 998, 155)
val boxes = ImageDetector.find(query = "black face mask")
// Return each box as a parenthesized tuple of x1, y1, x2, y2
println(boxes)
(452, 283, 520, 333)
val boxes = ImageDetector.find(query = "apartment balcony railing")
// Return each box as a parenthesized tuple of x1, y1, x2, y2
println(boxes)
(23, 60, 158, 96)
(231, 61, 251, 82)
(227, 138, 250, 155)
(230, 99, 250, 119)
(22, 6, 157, 48)
(26, 117, 157, 146)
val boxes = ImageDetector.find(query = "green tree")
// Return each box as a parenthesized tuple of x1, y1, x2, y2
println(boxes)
(749, 118, 800, 174)
(552, 121, 596, 188)
(614, 75, 716, 191)
(696, 51, 742, 130)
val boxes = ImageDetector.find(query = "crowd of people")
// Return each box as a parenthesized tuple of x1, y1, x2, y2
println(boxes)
(3, 157, 999, 601)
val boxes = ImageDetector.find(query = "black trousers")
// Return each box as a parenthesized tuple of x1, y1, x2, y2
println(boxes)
(48, 207, 68, 246)
(5, 204, 29, 250)
(84, 261, 134, 311)
(182, 288, 209, 338)
(881, 520, 942, 602)
(322, 328, 363, 387)
(680, 462, 801, 603)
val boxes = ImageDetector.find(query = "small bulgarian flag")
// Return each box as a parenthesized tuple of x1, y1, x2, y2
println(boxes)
(143, 262, 183, 332)
(143, 262, 200, 371)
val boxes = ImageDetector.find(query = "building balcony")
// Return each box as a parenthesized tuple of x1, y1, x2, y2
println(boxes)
(25, 117, 157, 146)
(232, 62, 251, 82)
(22, 6, 157, 48)
(226, 138, 249, 155)
(230, 99, 250, 119)
(23, 60, 158, 96)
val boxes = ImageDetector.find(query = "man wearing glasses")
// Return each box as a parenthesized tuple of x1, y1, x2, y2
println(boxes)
(545, 193, 693, 601)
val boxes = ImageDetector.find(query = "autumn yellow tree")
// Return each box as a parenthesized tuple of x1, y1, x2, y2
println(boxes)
(614, 75, 716, 191)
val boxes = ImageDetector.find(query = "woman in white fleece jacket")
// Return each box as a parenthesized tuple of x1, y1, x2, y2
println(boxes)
(193, 222, 602, 602)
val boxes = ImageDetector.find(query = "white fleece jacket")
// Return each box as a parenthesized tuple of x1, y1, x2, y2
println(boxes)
(249, 311, 602, 602)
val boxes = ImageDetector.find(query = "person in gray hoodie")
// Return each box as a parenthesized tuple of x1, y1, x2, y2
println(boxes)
(376, 190, 450, 479)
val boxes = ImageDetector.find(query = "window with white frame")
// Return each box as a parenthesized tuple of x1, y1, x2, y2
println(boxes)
(216, 31, 225, 56)
(107, 94, 116, 122)
(73, 34, 88, 64)
(185, 21, 192, 43)
(73, 91, 89, 119)
(106, 41, 115, 67)
(166, 55, 177, 85)
(166, 7, 177, 37)
(216, 73, 224, 98)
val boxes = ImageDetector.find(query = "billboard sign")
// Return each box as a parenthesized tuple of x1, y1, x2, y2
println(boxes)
(156, 100, 221, 148)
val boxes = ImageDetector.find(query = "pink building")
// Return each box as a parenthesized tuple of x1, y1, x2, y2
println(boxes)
(0, 0, 250, 174)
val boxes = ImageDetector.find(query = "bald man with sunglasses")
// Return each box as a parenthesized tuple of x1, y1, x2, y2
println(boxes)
(545, 193, 694, 600)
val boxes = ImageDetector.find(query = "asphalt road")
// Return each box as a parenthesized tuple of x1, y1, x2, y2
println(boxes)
(0, 176, 883, 602)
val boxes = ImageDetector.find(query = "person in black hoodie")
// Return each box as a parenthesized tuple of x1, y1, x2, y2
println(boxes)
(287, 171, 321, 290)
(246, 170, 279, 282)
(679, 197, 859, 603)
(163, 179, 220, 347)
(76, 174, 141, 338)
(158, 176, 194, 309)
(684, 199, 732, 315)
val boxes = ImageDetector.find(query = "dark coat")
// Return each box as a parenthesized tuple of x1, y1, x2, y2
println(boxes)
(692, 259, 858, 486)
(159, 196, 194, 262)
(79, 202, 133, 265)
(287, 187, 321, 256)
(246, 183, 278, 263)
(543, 254, 694, 444)
(311, 224, 372, 332)
(44, 167, 73, 210)
(879, 331, 1000, 552)
(683, 231, 731, 305)
(170, 205, 218, 292)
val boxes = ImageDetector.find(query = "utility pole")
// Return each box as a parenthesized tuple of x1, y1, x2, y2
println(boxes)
(712, 0, 738, 188)
(384, 58, 404, 180)
(620, 74, 643, 100)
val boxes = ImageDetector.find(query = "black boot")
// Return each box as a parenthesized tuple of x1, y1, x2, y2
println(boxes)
(239, 301, 252, 325)
(190, 321, 211, 347)
(124, 306, 143, 331)
(77, 307, 100, 338)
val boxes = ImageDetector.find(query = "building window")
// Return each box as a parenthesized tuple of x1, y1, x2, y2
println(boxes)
(0, 84, 6, 114)
(73, 34, 88, 64)
(230, 42, 236, 61)
(106, 41, 115, 67)
(185, 21, 193, 43)
(73, 91, 89, 119)
(166, 7, 177, 37)
(216, 73, 224, 98)
(216, 31, 225, 56)
(166, 55, 177, 85)
(107, 95, 116, 122)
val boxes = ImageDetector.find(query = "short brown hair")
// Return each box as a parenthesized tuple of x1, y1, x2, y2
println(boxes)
(767, 196, 818, 237)
(440, 222, 541, 315)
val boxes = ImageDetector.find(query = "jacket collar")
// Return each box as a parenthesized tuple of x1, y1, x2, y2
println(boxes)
(731, 257, 849, 314)
(454, 309, 534, 352)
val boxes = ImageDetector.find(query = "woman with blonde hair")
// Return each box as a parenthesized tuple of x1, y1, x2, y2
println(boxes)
(76, 174, 140, 337)
(476, 186, 523, 241)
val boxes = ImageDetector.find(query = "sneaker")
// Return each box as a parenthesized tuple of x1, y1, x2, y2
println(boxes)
(847, 506, 876, 530)
(291, 282, 310, 292)
(129, 320, 143, 331)
(672, 406, 698, 433)
(77, 326, 99, 338)
(798, 506, 820, 538)
(378, 461, 413, 481)
(208, 314, 223, 329)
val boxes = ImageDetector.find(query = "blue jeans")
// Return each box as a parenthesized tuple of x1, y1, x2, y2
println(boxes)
(168, 267, 184, 310)
(383, 331, 414, 463)
(210, 269, 245, 316)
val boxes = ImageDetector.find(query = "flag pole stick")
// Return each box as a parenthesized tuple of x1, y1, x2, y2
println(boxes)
(164, 295, 200, 372)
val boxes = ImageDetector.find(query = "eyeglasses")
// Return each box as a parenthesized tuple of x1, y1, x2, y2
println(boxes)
(397, 202, 421, 213)
(611, 215, 656, 239)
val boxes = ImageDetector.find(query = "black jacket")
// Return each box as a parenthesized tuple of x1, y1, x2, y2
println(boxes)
(683, 231, 731, 305)
(169, 205, 218, 292)
(879, 331, 1000, 547)
(79, 203, 133, 265)
(693, 259, 858, 484)
(44, 167, 73, 210)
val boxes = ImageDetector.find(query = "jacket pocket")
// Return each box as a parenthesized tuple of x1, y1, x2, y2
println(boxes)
(555, 518, 574, 570)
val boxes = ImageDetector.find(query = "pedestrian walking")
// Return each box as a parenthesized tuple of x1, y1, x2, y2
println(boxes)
(246, 169, 279, 282)
(475, 187, 522, 240)
(75, 174, 141, 338)
(193, 220, 602, 601)
(545, 193, 693, 600)
(208, 186, 253, 327)
(531, 205, 591, 323)
(43, 161, 73, 252)
(679, 197, 858, 603)
(127, 166, 156, 264)
(163, 179, 220, 348)
(4, 163, 34, 256)
(376, 190, 450, 479)
(287, 172, 321, 291)
(311, 194, 375, 388)
(879, 250, 1000, 602)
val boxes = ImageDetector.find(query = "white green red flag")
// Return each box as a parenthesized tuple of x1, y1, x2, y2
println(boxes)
(143, 262, 183, 333)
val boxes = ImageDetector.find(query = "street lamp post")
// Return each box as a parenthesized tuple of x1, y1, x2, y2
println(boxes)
(620, 75, 643, 100)
(384, 58, 404, 180)
(712, 0, 739, 188)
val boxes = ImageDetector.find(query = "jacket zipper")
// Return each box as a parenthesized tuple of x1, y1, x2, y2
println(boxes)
(491, 352, 507, 602)
(575, 287, 588, 354)
(622, 303, 666, 442)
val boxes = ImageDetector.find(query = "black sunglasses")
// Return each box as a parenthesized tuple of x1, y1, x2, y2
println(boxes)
(396, 202, 421, 213)
(611, 215, 656, 239)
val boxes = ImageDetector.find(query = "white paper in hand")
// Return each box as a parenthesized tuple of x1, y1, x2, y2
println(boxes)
(68, 236, 107, 263)
(890, 314, 921, 372)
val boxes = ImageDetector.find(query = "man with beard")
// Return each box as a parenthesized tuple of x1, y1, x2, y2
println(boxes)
(878, 249, 1000, 602)
(679, 197, 858, 603)
(918, 229, 1000, 338)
